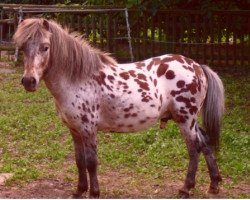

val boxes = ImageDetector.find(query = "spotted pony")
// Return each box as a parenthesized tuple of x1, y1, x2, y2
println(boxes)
(13, 18, 224, 198)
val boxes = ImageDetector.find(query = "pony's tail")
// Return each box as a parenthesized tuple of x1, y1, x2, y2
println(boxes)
(201, 65, 225, 151)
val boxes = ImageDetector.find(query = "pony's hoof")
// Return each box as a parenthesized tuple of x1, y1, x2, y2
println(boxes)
(179, 189, 190, 199)
(89, 190, 100, 199)
(73, 185, 88, 198)
(208, 185, 220, 194)
(72, 192, 82, 199)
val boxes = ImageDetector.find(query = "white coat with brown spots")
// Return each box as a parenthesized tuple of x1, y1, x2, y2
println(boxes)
(62, 55, 206, 136)
(14, 18, 224, 199)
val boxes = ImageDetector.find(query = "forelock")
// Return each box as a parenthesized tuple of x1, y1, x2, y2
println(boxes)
(13, 18, 51, 47)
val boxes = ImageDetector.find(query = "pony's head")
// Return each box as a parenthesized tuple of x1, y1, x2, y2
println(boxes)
(13, 18, 51, 92)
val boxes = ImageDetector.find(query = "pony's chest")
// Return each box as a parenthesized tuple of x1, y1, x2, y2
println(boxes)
(54, 85, 100, 130)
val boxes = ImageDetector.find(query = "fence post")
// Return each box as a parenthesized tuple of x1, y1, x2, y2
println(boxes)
(106, 13, 112, 52)
(14, 6, 23, 62)
(124, 8, 133, 62)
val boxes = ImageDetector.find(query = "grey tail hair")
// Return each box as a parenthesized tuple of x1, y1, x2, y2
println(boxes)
(201, 65, 225, 151)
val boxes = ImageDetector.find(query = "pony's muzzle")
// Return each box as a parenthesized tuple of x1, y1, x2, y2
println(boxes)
(21, 76, 37, 92)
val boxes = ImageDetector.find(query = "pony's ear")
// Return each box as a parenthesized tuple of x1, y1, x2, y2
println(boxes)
(43, 19, 50, 31)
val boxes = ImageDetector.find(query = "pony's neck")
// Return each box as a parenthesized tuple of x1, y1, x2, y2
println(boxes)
(47, 22, 116, 84)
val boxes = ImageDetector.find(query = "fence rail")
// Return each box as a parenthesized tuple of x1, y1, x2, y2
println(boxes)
(0, 4, 249, 70)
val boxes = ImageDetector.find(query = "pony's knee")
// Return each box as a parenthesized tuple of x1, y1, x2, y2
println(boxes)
(85, 146, 98, 173)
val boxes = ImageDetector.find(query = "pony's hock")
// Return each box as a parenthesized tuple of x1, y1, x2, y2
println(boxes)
(13, 18, 225, 198)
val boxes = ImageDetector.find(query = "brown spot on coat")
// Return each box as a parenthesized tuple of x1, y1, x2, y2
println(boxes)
(190, 97, 196, 103)
(124, 113, 131, 118)
(142, 95, 152, 102)
(128, 70, 136, 78)
(176, 96, 198, 115)
(161, 55, 184, 64)
(182, 65, 194, 72)
(124, 108, 130, 112)
(137, 73, 147, 81)
(82, 103, 86, 111)
(135, 79, 150, 91)
(94, 71, 106, 85)
(81, 115, 89, 123)
(183, 57, 194, 65)
(131, 113, 138, 117)
(119, 72, 130, 80)
(153, 79, 157, 86)
(165, 70, 175, 79)
(160, 94, 163, 104)
(180, 109, 188, 114)
(177, 80, 185, 88)
(152, 57, 161, 65)
(157, 63, 168, 77)
(107, 75, 115, 82)
(135, 62, 145, 69)
(147, 60, 154, 71)
(170, 79, 198, 97)
(175, 114, 186, 123)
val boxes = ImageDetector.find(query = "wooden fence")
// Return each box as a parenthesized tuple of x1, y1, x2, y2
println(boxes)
(130, 10, 250, 69)
(0, 4, 249, 69)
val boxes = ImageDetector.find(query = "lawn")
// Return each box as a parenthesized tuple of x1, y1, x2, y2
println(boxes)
(0, 62, 249, 198)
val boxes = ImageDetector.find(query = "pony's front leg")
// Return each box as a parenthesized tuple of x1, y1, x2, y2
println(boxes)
(70, 129, 88, 198)
(84, 132, 100, 198)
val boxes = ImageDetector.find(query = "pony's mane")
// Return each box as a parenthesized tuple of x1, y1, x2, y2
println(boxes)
(13, 18, 117, 82)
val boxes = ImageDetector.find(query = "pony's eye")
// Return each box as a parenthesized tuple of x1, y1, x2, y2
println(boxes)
(43, 46, 49, 52)
(41, 46, 49, 52)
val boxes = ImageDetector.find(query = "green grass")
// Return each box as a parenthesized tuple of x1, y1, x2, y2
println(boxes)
(0, 68, 72, 184)
(0, 64, 249, 196)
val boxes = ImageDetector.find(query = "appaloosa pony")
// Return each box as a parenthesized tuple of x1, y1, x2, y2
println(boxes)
(13, 18, 224, 198)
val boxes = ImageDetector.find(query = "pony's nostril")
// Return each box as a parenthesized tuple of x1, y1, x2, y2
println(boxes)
(31, 77, 36, 86)
(21, 77, 29, 86)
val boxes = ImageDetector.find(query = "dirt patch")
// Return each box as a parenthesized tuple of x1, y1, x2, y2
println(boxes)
(0, 169, 249, 198)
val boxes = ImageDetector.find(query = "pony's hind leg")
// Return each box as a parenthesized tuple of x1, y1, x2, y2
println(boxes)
(172, 109, 200, 198)
(70, 129, 88, 198)
(179, 126, 200, 198)
(198, 127, 222, 194)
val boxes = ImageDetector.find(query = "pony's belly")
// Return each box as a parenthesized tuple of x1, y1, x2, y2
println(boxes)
(98, 116, 158, 133)
(97, 101, 161, 133)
